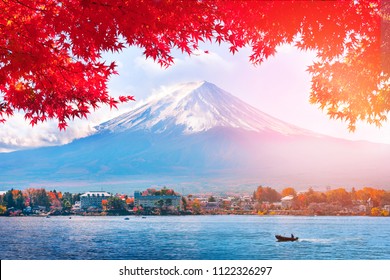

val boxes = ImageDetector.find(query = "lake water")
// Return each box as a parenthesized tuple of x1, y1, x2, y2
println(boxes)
(1, 215, 389, 260)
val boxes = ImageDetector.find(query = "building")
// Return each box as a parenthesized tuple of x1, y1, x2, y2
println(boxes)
(204, 201, 220, 211)
(134, 191, 182, 210)
(281, 195, 294, 209)
(80, 191, 111, 209)
(72, 201, 82, 212)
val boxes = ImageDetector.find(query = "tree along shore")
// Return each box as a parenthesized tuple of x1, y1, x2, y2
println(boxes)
(1, 186, 390, 217)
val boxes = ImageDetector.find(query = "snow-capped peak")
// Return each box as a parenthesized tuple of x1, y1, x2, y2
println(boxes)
(97, 81, 314, 136)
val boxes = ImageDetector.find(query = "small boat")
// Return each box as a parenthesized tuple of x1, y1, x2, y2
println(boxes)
(275, 234, 299, 242)
(124, 217, 130, 220)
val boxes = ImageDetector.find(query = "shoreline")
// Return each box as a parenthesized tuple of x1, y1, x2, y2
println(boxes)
(0, 212, 385, 218)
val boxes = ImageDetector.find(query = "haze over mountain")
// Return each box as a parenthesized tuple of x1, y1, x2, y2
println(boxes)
(98, 81, 314, 136)
(1, 81, 390, 193)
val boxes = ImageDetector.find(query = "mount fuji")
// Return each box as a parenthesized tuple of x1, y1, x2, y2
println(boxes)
(1, 81, 390, 192)
(97, 81, 314, 136)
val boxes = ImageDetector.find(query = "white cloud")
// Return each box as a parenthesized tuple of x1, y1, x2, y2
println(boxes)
(0, 113, 96, 150)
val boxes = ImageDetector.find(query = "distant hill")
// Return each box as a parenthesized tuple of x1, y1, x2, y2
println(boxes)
(1, 81, 390, 192)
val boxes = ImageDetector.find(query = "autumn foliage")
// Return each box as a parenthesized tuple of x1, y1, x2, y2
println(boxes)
(0, 0, 389, 130)
(253, 185, 281, 203)
(252, 185, 390, 212)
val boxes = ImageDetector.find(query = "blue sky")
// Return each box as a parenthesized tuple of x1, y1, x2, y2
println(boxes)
(1, 42, 390, 152)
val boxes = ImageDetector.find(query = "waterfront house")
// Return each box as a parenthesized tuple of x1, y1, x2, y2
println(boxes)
(367, 197, 374, 208)
(358, 204, 367, 213)
(32, 205, 47, 214)
(71, 201, 82, 213)
(272, 202, 282, 209)
(134, 190, 182, 210)
(281, 195, 294, 209)
(204, 201, 219, 211)
(80, 191, 112, 209)
(23, 206, 32, 214)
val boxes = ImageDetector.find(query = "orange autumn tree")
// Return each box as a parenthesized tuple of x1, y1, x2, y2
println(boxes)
(253, 186, 281, 203)
(355, 187, 385, 207)
(1, 0, 388, 130)
(23, 188, 50, 208)
(325, 188, 352, 207)
(101, 199, 108, 210)
(47, 190, 62, 208)
(281, 187, 297, 197)
(125, 197, 134, 205)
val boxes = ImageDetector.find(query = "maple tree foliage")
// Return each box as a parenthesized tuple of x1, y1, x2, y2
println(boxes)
(280, 187, 297, 197)
(0, 0, 388, 130)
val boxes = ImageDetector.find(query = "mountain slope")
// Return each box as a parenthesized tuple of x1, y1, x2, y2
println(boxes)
(1, 81, 390, 192)
(97, 81, 316, 136)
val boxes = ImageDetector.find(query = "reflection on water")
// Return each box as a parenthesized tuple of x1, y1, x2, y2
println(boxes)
(1, 215, 389, 260)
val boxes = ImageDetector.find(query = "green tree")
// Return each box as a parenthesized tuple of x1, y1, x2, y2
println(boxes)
(181, 197, 188, 211)
(61, 192, 80, 206)
(107, 196, 126, 211)
(61, 192, 73, 204)
(3, 190, 15, 209)
(73, 193, 81, 203)
(14, 190, 25, 210)
(25, 188, 50, 208)
(35, 189, 50, 208)
(63, 200, 72, 211)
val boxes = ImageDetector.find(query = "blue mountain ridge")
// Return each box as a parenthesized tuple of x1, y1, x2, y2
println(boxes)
(1, 81, 390, 192)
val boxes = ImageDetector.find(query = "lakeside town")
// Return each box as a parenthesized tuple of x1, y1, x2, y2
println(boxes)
(1, 185, 390, 217)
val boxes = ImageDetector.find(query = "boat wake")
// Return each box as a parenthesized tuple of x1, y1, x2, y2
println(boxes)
(299, 238, 334, 244)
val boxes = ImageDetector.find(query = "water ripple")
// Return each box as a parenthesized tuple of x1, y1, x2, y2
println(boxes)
(1, 216, 389, 260)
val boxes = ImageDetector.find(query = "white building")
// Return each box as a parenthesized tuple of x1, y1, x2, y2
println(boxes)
(80, 191, 111, 209)
(72, 201, 82, 211)
(281, 195, 294, 209)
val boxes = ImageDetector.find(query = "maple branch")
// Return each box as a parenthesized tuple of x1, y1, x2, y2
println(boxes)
(1, 0, 387, 130)
(10, 0, 45, 12)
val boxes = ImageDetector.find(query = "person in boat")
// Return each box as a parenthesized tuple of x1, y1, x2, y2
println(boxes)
(291, 234, 294, 239)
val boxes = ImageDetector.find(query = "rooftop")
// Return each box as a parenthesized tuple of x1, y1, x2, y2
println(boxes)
(281, 195, 294, 201)
(80, 191, 111, 197)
